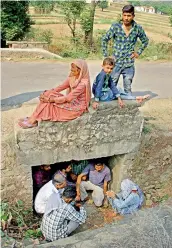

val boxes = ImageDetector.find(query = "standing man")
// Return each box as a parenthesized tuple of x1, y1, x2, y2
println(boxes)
(102, 5, 149, 95)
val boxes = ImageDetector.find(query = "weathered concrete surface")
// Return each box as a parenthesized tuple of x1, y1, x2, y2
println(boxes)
(15, 101, 143, 166)
(1, 134, 32, 205)
(109, 152, 136, 193)
(26, 200, 172, 248)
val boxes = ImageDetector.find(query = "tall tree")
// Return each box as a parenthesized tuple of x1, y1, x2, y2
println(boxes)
(1, 1, 32, 43)
(60, 0, 86, 39)
(80, 0, 97, 47)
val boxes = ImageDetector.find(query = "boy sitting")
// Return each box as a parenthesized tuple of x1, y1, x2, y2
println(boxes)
(92, 57, 150, 109)
(92, 57, 124, 109)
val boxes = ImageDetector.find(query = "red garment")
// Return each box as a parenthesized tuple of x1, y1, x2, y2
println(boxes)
(31, 59, 91, 122)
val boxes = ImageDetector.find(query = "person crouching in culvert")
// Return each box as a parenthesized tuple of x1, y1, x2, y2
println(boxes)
(41, 187, 86, 242)
(106, 179, 144, 215)
(76, 159, 111, 207)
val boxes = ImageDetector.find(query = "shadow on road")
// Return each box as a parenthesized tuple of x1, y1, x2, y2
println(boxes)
(1, 91, 42, 111)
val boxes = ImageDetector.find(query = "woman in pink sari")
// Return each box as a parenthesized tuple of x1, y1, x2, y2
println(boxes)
(19, 59, 91, 128)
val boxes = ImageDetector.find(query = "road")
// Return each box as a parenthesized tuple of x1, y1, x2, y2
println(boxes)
(1, 61, 172, 110)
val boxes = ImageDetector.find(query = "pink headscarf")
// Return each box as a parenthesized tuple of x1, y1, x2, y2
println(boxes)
(69, 59, 91, 110)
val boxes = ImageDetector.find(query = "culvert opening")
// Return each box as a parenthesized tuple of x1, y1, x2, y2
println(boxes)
(31, 155, 119, 233)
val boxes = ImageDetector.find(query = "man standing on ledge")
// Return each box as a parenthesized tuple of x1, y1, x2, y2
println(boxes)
(102, 5, 149, 95)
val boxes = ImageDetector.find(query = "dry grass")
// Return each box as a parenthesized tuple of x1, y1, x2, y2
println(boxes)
(140, 98, 172, 131)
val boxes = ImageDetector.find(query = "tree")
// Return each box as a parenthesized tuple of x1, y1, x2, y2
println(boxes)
(98, 0, 108, 11)
(1, 1, 32, 43)
(60, 0, 86, 39)
(80, 0, 97, 47)
(128, 1, 172, 15)
(30, 1, 55, 14)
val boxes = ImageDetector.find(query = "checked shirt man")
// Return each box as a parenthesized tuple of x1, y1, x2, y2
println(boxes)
(102, 4, 149, 95)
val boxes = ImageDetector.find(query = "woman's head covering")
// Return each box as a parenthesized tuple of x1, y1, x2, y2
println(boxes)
(69, 59, 91, 110)
(120, 179, 144, 208)
(121, 179, 138, 199)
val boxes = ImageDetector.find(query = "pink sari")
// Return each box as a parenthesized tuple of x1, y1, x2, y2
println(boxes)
(31, 60, 91, 122)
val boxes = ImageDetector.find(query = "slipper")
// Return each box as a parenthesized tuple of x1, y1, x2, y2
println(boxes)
(18, 119, 38, 129)
(19, 117, 29, 122)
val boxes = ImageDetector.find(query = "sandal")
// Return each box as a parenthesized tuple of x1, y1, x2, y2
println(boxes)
(18, 119, 38, 129)
(19, 117, 29, 122)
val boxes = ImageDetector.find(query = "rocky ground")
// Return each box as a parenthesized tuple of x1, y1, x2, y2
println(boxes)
(129, 99, 172, 206)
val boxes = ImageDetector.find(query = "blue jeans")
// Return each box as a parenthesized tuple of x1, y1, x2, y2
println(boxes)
(99, 88, 136, 102)
(111, 65, 135, 95)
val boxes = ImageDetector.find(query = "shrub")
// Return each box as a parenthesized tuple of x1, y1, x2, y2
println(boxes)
(23, 28, 53, 44)
(137, 41, 172, 60)
(1, 200, 42, 240)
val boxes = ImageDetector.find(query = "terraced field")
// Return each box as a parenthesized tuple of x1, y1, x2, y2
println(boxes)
(31, 3, 172, 43)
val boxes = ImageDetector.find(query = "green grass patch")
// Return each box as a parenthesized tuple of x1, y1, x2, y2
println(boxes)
(139, 41, 172, 61)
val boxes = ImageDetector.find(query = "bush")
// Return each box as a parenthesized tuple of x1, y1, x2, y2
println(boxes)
(23, 28, 53, 44)
(137, 41, 172, 61)
(1, 200, 42, 240)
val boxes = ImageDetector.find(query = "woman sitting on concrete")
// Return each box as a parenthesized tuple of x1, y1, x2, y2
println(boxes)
(18, 59, 91, 128)
(41, 187, 86, 242)
(106, 179, 144, 215)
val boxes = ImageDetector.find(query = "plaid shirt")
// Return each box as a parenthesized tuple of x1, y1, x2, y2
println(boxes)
(102, 21, 149, 68)
(41, 200, 86, 241)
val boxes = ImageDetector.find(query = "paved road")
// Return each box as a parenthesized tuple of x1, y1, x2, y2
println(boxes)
(1, 61, 172, 110)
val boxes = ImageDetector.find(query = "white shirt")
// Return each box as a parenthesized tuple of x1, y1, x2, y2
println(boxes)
(34, 180, 61, 214)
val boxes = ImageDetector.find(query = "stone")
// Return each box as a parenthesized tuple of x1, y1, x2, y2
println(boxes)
(146, 194, 151, 200)
(146, 199, 153, 206)
(163, 155, 170, 161)
(147, 165, 156, 170)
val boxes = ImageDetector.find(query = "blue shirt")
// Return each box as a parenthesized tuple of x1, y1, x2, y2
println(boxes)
(102, 21, 149, 68)
(82, 164, 111, 187)
(92, 70, 120, 101)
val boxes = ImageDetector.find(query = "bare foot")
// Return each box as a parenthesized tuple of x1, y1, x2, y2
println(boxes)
(136, 94, 150, 103)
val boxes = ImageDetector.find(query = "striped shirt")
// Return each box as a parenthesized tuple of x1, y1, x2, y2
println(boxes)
(102, 21, 149, 68)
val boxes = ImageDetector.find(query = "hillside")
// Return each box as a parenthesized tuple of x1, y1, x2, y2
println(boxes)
(31, 2, 172, 43)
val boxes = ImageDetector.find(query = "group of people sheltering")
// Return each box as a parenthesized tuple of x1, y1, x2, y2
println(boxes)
(19, 4, 149, 242)
(33, 160, 144, 242)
